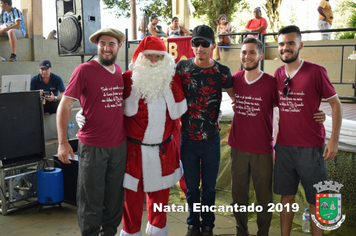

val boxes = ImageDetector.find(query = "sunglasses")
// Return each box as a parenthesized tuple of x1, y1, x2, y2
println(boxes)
(191, 40, 211, 48)
(283, 77, 292, 96)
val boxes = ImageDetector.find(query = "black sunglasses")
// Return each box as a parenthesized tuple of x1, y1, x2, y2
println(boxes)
(191, 40, 211, 48)
(283, 77, 292, 96)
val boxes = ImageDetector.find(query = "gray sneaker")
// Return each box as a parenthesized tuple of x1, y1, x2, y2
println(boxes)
(9, 54, 18, 62)
(1, 56, 5, 62)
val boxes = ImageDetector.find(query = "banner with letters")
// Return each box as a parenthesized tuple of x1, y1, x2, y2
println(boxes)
(166, 36, 194, 63)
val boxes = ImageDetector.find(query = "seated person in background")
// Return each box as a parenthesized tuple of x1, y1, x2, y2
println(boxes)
(166, 16, 189, 37)
(47, 29, 57, 40)
(245, 7, 267, 37)
(155, 25, 166, 36)
(30, 59, 65, 114)
(216, 14, 232, 60)
(148, 13, 167, 38)
(0, 0, 26, 62)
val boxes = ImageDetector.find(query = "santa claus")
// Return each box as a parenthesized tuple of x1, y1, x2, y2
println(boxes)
(120, 36, 187, 236)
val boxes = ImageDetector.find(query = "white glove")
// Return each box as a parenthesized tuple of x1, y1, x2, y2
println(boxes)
(76, 108, 86, 129)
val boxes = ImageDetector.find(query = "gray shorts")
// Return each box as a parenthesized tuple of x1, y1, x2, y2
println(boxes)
(0, 28, 24, 38)
(274, 143, 328, 204)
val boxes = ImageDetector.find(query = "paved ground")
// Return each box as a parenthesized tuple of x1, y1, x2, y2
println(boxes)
(0, 199, 307, 236)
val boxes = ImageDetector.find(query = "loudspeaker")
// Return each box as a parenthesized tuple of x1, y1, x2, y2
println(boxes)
(56, 0, 101, 56)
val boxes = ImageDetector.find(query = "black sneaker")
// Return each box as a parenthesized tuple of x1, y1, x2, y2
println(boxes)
(201, 226, 213, 236)
(9, 54, 18, 62)
(186, 225, 201, 236)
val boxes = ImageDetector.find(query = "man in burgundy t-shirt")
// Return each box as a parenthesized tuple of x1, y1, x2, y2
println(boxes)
(57, 28, 127, 236)
(274, 25, 342, 236)
(228, 37, 277, 236)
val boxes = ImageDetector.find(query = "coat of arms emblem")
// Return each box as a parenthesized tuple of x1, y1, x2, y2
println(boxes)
(311, 181, 346, 230)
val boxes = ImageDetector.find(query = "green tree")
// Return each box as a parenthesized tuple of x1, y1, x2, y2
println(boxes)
(190, 0, 242, 32)
(348, 1, 356, 28)
(102, 0, 242, 31)
(102, 0, 172, 23)
(334, 1, 356, 39)
(263, 0, 282, 34)
(102, 0, 286, 40)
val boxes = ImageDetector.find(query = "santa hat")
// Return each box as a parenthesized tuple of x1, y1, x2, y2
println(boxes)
(132, 36, 168, 63)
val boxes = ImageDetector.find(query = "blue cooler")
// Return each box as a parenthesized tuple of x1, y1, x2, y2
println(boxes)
(36, 167, 64, 204)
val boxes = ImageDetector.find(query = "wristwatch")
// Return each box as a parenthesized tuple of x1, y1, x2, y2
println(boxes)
(54, 96, 58, 102)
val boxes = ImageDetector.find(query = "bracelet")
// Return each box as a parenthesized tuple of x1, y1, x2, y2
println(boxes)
(59, 141, 68, 145)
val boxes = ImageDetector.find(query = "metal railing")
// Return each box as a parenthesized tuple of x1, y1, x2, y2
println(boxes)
(123, 28, 356, 100)
(125, 29, 142, 71)
(218, 28, 356, 100)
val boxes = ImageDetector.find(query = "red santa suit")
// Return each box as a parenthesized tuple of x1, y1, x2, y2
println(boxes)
(120, 36, 187, 236)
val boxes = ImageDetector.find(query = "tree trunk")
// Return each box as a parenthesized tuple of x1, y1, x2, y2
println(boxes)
(130, 0, 137, 40)
(264, 0, 282, 40)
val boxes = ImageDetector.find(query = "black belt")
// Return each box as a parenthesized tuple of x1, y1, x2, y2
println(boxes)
(126, 135, 173, 154)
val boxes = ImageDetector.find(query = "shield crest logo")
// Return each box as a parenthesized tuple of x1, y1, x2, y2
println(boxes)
(312, 181, 346, 230)
(316, 193, 342, 224)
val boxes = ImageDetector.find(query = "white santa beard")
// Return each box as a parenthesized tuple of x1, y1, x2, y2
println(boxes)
(131, 54, 176, 103)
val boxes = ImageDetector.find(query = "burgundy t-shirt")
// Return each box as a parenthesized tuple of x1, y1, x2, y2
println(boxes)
(64, 60, 125, 147)
(274, 60, 337, 147)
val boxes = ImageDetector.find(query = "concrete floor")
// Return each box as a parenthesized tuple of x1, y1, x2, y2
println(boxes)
(0, 199, 307, 236)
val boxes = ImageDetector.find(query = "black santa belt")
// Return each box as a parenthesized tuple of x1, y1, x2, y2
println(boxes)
(126, 135, 173, 154)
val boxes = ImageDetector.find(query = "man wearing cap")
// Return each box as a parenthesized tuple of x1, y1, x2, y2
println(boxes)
(57, 28, 127, 236)
(175, 25, 234, 236)
(30, 59, 65, 113)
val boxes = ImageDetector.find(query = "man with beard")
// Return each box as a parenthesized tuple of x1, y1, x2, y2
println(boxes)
(274, 25, 342, 236)
(228, 37, 277, 236)
(175, 25, 235, 236)
(119, 36, 187, 236)
(57, 28, 127, 236)
(229, 37, 326, 236)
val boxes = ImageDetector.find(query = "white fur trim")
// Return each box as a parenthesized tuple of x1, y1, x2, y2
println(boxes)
(141, 145, 162, 192)
(124, 88, 139, 117)
(163, 167, 182, 190)
(146, 222, 168, 236)
(140, 97, 182, 192)
(120, 229, 142, 236)
(164, 91, 187, 120)
(143, 98, 166, 144)
(143, 163, 181, 192)
(123, 173, 140, 192)
(142, 50, 168, 56)
(124, 156, 181, 192)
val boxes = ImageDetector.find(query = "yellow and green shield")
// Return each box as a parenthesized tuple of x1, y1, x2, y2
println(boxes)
(316, 193, 342, 225)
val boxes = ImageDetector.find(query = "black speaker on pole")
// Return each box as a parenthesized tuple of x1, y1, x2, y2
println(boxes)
(56, 0, 101, 56)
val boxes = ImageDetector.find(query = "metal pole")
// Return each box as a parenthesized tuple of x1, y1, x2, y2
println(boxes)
(125, 28, 129, 71)
(340, 46, 344, 83)
(261, 34, 265, 71)
(354, 46, 356, 97)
